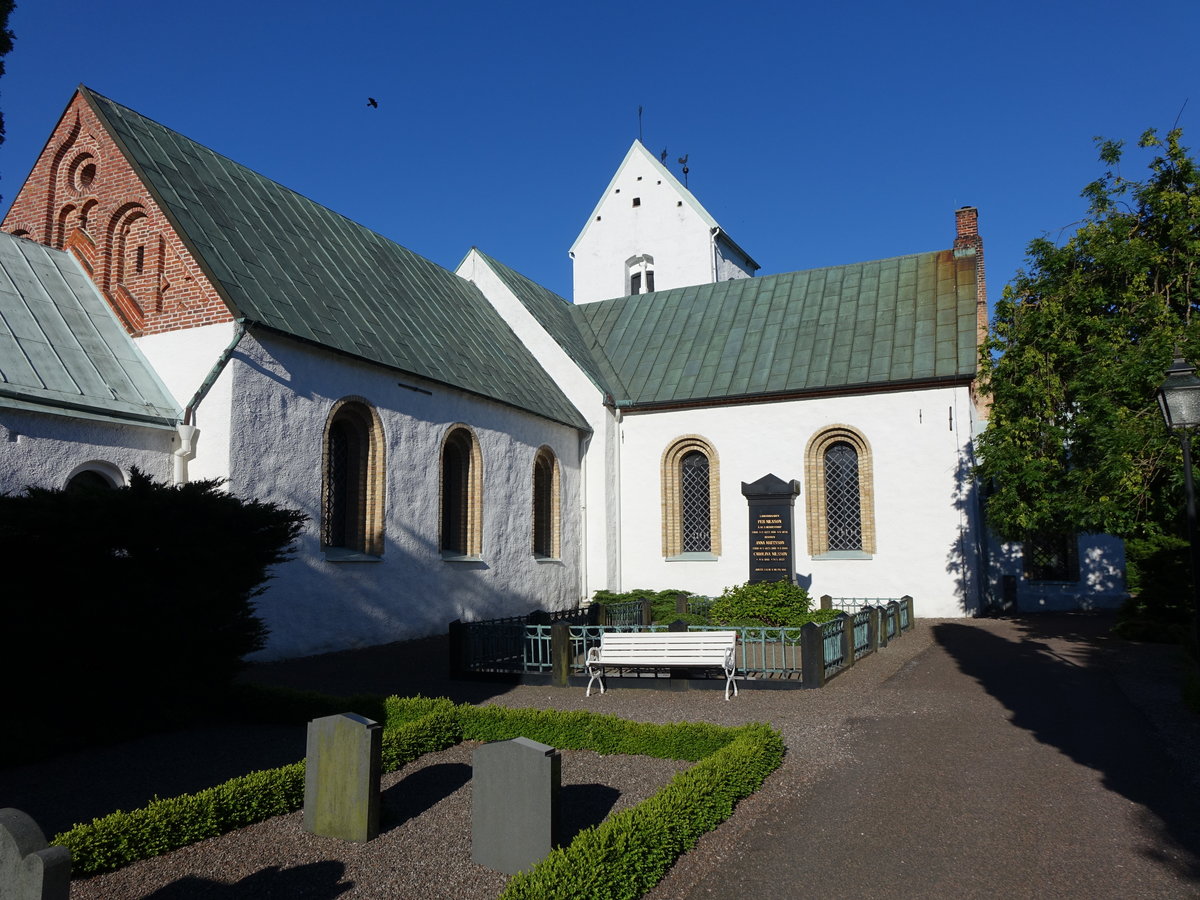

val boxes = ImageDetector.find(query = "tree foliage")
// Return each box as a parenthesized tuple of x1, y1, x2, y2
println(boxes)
(2, 469, 305, 760)
(977, 128, 1200, 544)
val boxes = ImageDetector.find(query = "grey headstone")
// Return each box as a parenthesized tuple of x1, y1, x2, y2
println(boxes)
(303, 713, 382, 842)
(0, 808, 71, 900)
(472, 737, 560, 874)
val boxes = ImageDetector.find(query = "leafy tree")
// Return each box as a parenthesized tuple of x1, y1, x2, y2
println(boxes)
(2, 470, 305, 760)
(977, 128, 1199, 546)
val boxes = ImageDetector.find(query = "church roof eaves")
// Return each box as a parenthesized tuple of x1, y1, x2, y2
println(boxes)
(574, 249, 979, 409)
(82, 88, 588, 433)
(0, 232, 180, 428)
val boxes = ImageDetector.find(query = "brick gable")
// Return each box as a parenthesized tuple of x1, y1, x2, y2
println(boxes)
(2, 91, 232, 336)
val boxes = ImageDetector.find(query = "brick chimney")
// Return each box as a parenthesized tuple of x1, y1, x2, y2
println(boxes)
(953, 206, 990, 418)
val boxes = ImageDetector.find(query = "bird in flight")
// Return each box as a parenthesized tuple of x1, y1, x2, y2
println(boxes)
(367, 98, 378, 108)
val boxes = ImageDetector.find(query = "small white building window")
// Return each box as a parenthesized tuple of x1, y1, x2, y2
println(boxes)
(626, 254, 655, 296)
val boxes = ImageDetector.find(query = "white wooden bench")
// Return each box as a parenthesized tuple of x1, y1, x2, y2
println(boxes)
(585, 630, 739, 700)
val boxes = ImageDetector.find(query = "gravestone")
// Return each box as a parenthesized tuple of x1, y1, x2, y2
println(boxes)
(0, 808, 71, 900)
(303, 713, 382, 842)
(741, 474, 802, 583)
(472, 737, 561, 874)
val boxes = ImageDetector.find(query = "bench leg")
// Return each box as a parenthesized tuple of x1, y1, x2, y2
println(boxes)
(586, 666, 605, 697)
(724, 667, 738, 701)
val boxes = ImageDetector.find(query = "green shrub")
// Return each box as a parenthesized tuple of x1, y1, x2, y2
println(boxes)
(501, 723, 784, 900)
(2, 470, 305, 762)
(708, 580, 813, 627)
(52, 696, 784, 893)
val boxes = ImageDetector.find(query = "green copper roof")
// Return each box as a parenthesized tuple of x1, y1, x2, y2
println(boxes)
(83, 88, 587, 432)
(0, 231, 180, 427)
(467, 249, 626, 400)
(573, 249, 979, 408)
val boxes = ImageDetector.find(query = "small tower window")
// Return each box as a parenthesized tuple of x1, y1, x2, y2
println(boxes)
(632, 197, 641, 207)
(626, 254, 656, 296)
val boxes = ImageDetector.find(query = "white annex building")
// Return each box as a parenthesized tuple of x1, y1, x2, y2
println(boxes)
(0, 88, 1126, 661)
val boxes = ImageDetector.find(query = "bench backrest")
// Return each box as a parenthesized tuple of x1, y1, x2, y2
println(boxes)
(598, 630, 737, 663)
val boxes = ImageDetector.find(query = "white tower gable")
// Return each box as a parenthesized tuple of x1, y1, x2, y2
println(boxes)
(569, 141, 758, 304)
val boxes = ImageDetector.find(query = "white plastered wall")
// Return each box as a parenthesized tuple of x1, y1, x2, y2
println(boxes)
(136, 321, 237, 482)
(615, 385, 986, 617)
(570, 143, 754, 304)
(457, 249, 619, 600)
(226, 332, 584, 661)
(0, 408, 174, 493)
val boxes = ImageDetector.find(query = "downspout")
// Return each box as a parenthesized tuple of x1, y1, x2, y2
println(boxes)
(710, 227, 720, 283)
(612, 400, 623, 593)
(579, 432, 589, 604)
(174, 320, 246, 484)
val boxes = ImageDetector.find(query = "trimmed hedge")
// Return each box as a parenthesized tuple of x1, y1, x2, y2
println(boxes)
(53, 696, 783, 898)
(55, 700, 462, 876)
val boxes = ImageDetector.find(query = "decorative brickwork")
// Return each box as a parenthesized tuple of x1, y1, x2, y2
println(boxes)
(321, 397, 386, 556)
(532, 446, 561, 558)
(1, 92, 232, 336)
(660, 435, 721, 558)
(440, 425, 484, 557)
(804, 425, 876, 556)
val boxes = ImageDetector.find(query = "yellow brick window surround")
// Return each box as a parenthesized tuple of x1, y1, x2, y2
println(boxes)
(804, 425, 876, 557)
(440, 425, 484, 558)
(321, 397, 386, 557)
(660, 435, 721, 558)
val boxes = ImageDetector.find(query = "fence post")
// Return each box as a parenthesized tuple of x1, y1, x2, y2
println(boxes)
(887, 600, 900, 640)
(875, 606, 889, 648)
(676, 593, 688, 616)
(867, 607, 882, 651)
(838, 611, 854, 667)
(901, 595, 914, 630)
(800, 621, 826, 689)
(820, 594, 832, 611)
(587, 602, 601, 626)
(640, 598, 653, 627)
(550, 621, 570, 688)
(448, 619, 466, 679)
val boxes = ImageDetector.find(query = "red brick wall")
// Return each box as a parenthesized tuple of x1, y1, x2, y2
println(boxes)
(2, 92, 232, 336)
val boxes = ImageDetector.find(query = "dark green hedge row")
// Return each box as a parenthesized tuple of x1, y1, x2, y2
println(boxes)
(53, 696, 783, 897)
(54, 701, 462, 877)
(501, 722, 783, 900)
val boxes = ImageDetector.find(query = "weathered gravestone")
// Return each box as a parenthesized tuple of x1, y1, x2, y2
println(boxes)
(303, 713, 382, 842)
(0, 808, 71, 900)
(741, 474, 802, 583)
(472, 737, 561, 874)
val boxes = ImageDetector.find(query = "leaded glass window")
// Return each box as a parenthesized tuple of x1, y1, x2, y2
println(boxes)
(533, 451, 554, 557)
(324, 415, 366, 549)
(824, 441, 862, 551)
(441, 431, 471, 555)
(680, 450, 711, 553)
(1025, 534, 1079, 582)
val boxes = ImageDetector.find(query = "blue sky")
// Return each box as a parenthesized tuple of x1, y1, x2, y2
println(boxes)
(1, 0, 1196, 311)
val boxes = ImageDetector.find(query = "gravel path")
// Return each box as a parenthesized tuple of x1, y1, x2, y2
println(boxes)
(5, 611, 1198, 898)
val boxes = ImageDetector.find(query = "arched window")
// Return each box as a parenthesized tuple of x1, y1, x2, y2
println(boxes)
(661, 436, 721, 558)
(65, 462, 122, 491)
(626, 253, 656, 295)
(805, 426, 876, 556)
(322, 398, 385, 556)
(441, 426, 483, 557)
(532, 447, 561, 558)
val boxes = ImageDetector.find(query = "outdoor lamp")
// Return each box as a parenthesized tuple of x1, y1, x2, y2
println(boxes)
(1158, 356, 1200, 430)
(1158, 354, 1200, 653)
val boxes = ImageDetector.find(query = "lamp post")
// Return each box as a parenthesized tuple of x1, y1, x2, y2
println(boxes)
(1157, 355, 1200, 652)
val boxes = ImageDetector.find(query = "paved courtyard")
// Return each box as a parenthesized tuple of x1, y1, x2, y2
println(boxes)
(3, 612, 1199, 898)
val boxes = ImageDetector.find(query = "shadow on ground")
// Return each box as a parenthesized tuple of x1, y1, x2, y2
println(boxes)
(933, 612, 1200, 880)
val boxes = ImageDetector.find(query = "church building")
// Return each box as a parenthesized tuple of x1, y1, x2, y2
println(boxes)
(0, 87, 1126, 660)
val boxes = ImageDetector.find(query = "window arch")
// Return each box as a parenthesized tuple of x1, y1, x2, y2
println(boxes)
(65, 461, 124, 491)
(805, 426, 876, 556)
(661, 435, 721, 557)
(532, 446, 561, 558)
(440, 425, 483, 557)
(321, 398, 385, 556)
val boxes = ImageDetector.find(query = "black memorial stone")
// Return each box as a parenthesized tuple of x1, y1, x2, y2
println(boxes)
(741, 474, 801, 584)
